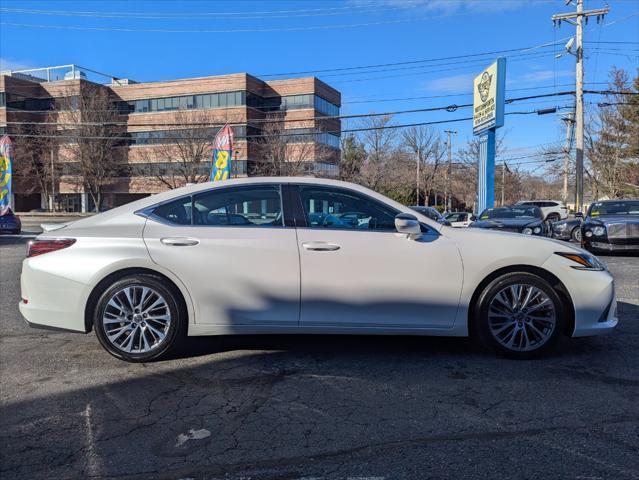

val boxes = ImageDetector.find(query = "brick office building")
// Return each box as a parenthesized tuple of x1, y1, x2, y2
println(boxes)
(0, 65, 341, 212)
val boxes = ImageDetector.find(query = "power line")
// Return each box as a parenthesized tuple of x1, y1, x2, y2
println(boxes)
(4, 91, 586, 128)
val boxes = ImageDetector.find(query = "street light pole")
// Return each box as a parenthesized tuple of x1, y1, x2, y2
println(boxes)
(444, 129, 457, 212)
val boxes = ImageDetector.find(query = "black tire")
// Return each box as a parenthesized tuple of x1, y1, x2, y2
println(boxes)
(473, 272, 566, 359)
(571, 226, 582, 243)
(94, 274, 186, 362)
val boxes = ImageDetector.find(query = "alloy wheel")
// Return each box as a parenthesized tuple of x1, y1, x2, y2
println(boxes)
(487, 284, 556, 352)
(102, 285, 172, 354)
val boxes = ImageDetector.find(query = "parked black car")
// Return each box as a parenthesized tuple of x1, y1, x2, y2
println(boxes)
(581, 200, 639, 253)
(0, 208, 21, 234)
(409, 206, 444, 222)
(550, 215, 583, 242)
(470, 205, 548, 236)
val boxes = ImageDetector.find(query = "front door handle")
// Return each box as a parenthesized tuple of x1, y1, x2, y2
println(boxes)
(301, 241, 341, 252)
(161, 237, 199, 247)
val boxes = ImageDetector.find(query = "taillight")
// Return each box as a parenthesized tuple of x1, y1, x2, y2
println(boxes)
(27, 238, 76, 258)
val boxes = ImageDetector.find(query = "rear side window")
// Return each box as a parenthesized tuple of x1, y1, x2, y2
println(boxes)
(152, 197, 192, 225)
(192, 185, 283, 227)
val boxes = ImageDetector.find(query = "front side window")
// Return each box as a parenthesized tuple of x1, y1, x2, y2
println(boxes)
(193, 185, 283, 227)
(299, 186, 397, 231)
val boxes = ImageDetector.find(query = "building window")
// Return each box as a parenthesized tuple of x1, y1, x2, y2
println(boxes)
(125, 90, 247, 114)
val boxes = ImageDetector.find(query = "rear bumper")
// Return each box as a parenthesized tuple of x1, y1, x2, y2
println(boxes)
(19, 259, 90, 333)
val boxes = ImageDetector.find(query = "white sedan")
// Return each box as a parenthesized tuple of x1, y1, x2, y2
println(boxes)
(19, 177, 617, 362)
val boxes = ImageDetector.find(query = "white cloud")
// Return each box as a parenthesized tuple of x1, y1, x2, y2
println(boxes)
(351, 0, 528, 15)
(512, 69, 574, 84)
(423, 72, 475, 92)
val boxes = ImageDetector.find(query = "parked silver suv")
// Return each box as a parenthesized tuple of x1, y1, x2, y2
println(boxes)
(515, 200, 568, 222)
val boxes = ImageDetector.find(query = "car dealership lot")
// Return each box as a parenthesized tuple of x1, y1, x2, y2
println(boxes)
(1, 237, 638, 480)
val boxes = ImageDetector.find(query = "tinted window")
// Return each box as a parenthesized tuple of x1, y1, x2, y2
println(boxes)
(299, 186, 397, 231)
(446, 212, 467, 222)
(152, 197, 192, 225)
(193, 185, 283, 227)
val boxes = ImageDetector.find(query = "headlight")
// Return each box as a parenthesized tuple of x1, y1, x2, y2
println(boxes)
(553, 223, 568, 231)
(592, 226, 605, 236)
(522, 227, 533, 235)
(555, 252, 606, 271)
(585, 230, 593, 237)
(533, 226, 542, 234)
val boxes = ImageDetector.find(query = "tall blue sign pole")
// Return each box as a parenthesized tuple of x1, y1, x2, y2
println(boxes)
(473, 58, 506, 214)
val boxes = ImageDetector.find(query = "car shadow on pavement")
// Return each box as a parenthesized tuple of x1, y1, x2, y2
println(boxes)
(2, 302, 638, 480)
(166, 300, 638, 362)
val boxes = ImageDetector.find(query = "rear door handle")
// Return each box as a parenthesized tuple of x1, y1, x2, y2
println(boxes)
(301, 241, 341, 252)
(160, 237, 199, 247)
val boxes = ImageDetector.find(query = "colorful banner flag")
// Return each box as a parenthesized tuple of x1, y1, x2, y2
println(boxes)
(211, 124, 234, 182)
(0, 135, 13, 215)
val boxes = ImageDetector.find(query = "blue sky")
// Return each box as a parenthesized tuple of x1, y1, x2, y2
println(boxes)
(1, 0, 637, 170)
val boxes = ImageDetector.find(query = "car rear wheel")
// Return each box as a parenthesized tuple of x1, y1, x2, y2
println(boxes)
(473, 272, 566, 359)
(94, 274, 185, 362)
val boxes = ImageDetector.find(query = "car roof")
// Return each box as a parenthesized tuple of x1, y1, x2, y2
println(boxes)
(65, 177, 444, 232)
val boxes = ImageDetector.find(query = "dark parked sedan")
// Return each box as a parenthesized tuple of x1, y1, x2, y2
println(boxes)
(0, 208, 21, 234)
(582, 200, 639, 253)
(470, 205, 548, 236)
(551, 216, 582, 242)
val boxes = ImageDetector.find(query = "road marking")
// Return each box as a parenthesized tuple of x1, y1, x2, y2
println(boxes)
(175, 428, 211, 447)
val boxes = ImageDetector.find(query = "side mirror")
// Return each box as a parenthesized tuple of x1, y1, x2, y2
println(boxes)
(395, 213, 421, 238)
(574, 212, 584, 218)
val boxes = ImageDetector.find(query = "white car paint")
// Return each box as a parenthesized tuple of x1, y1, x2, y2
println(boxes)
(444, 212, 474, 228)
(19, 177, 617, 344)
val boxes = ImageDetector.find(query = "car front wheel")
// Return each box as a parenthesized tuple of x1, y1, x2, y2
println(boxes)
(473, 272, 566, 359)
(94, 274, 185, 362)
(571, 226, 582, 242)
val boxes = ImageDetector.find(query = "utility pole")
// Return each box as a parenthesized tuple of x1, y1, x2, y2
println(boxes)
(416, 147, 421, 206)
(552, 1, 609, 213)
(501, 163, 504, 206)
(560, 111, 575, 204)
(444, 129, 456, 213)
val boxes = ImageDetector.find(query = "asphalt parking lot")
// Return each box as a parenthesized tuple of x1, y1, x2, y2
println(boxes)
(1, 236, 638, 480)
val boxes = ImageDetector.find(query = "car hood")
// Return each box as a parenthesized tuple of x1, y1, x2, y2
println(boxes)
(471, 218, 542, 229)
(586, 215, 639, 225)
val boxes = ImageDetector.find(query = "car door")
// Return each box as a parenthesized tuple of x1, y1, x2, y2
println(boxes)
(293, 184, 464, 330)
(143, 183, 300, 328)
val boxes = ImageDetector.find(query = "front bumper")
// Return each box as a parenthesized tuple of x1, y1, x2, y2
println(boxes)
(542, 256, 618, 337)
(584, 240, 639, 253)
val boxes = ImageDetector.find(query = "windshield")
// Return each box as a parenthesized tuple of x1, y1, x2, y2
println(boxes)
(479, 206, 542, 220)
(588, 201, 639, 217)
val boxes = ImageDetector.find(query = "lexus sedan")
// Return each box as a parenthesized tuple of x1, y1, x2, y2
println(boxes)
(20, 178, 617, 362)
(582, 199, 639, 253)
(470, 205, 548, 236)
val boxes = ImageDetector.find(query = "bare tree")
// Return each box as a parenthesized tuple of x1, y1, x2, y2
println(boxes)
(401, 126, 444, 205)
(357, 115, 398, 191)
(138, 109, 224, 189)
(13, 120, 58, 209)
(59, 84, 124, 211)
(250, 113, 333, 176)
(338, 133, 366, 182)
